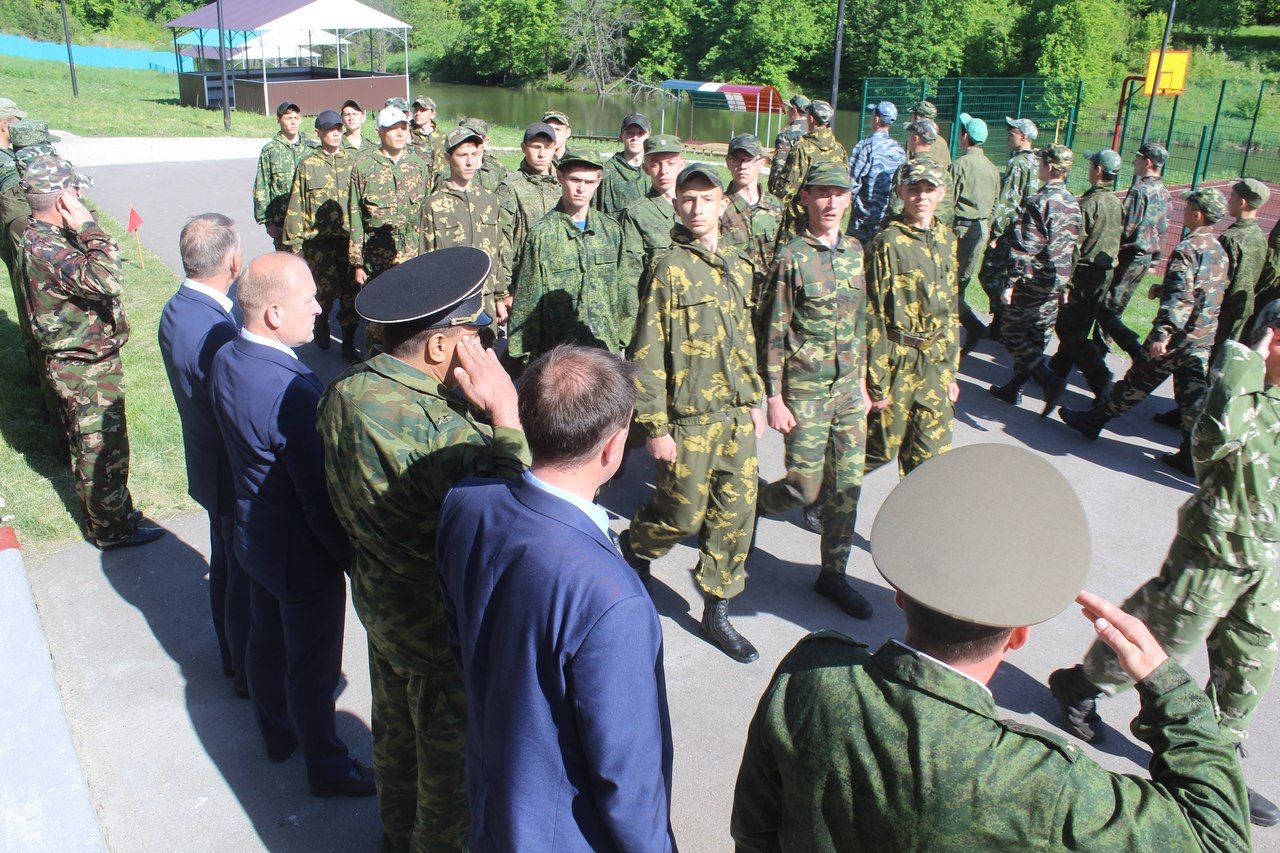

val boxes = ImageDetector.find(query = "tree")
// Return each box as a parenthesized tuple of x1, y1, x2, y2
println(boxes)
(701, 0, 825, 87)
(464, 0, 563, 82)
(561, 0, 640, 93)
(1034, 0, 1153, 107)
(626, 0, 696, 82)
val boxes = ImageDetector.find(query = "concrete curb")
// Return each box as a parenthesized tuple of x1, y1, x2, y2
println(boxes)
(0, 528, 107, 851)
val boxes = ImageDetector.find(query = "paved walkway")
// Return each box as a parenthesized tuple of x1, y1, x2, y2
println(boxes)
(21, 150, 1280, 851)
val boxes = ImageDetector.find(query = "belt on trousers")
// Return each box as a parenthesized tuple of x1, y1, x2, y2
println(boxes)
(887, 328, 944, 349)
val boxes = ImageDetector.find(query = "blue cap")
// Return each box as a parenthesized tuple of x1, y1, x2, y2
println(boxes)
(866, 101, 898, 124)
(314, 109, 342, 130)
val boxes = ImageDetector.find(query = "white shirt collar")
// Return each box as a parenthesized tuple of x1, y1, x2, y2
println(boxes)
(523, 471, 611, 535)
(240, 328, 299, 360)
(893, 640, 993, 697)
(182, 278, 235, 314)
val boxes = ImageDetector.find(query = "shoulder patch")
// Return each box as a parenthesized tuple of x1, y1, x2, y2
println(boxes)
(999, 719, 1082, 762)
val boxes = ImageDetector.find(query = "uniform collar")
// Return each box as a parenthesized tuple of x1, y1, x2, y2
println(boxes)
(365, 352, 449, 397)
(519, 160, 556, 179)
(672, 224, 726, 266)
(799, 229, 853, 252)
(550, 205, 595, 235)
(275, 131, 304, 147)
(873, 642, 999, 719)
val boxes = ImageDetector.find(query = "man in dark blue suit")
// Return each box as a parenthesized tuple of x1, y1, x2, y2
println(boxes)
(158, 213, 249, 695)
(438, 345, 676, 851)
(210, 252, 374, 797)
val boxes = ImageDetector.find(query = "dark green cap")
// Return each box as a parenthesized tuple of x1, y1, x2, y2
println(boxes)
(906, 118, 938, 144)
(807, 99, 835, 125)
(1086, 149, 1122, 175)
(1137, 141, 1168, 166)
(803, 161, 851, 190)
(727, 134, 765, 158)
(1233, 178, 1270, 209)
(1181, 187, 1227, 222)
(900, 158, 946, 187)
(675, 163, 722, 190)
(542, 110, 570, 126)
(789, 94, 811, 111)
(909, 100, 938, 120)
(643, 134, 683, 156)
(445, 126, 482, 152)
(557, 147, 603, 170)
(1037, 144, 1074, 171)
(458, 116, 489, 137)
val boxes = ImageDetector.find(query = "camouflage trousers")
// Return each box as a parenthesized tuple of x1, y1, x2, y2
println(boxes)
(368, 643, 468, 852)
(1002, 287, 1060, 376)
(954, 218, 989, 329)
(1082, 531, 1280, 742)
(47, 353, 137, 544)
(628, 411, 759, 600)
(977, 229, 1012, 310)
(1047, 265, 1114, 394)
(758, 390, 866, 576)
(1095, 250, 1153, 357)
(302, 237, 359, 329)
(866, 346, 954, 478)
(1100, 344, 1210, 435)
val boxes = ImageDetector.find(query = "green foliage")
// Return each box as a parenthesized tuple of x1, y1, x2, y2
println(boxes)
(701, 0, 823, 87)
(0, 0, 86, 42)
(1035, 0, 1138, 107)
(462, 0, 563, 81)
(1180, 0, 1259, 32)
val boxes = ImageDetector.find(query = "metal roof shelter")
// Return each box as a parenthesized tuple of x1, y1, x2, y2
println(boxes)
(659, 80, 786, 144)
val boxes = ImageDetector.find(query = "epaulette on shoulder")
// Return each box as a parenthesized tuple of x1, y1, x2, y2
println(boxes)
(998, 719, 1082, 763)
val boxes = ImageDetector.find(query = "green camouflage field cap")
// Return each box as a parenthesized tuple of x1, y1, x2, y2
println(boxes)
(1137, 140, 1168, 166)
(644, 134, 683, 156)
(906, 118, 938, 144)
(909, 100, 938, 120)
(872, 444, 1091, 628)
(0, 98, 26, 120)
(459, 116, 490, 137)
(900, 158, 946, 187)
(20, 155, 94, 193)
(1005, 116, 1039, 140)
(1181, 187, 1227, 222)
(789, 94, 811, 111)
(957, 112, 988, 144)
(727, 134, 765, 158)
(1233, 177, 1271, 209)
(445, 126, 483, 152)
(556, 147, 603, 170)
(675, 163, 723, 190)
(807, 99, 835, 125)
(803, 161, 851, 190)
(10, 119, 50, 150)
(1037, 144, 1074, 170)
(542, 110, 570, 126)
(1086, 149, 1123, 175)
(412, 96, 436, 110)
(384, 97, 409, 111)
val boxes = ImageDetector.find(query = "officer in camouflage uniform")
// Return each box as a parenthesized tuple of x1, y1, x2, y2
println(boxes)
(595, 112, 650, 215)
(719, 134, 782, 304)
(977, 117, 1040, 339)
(886, 118, 954, 226)
(1096, 141, 1171, 358)
(319, 250, 530, 851)
(617, 134, 683, 293)
(621, 164, 766, 664)
(340, 99, 369, 157)
(456, 117, 508, 193)
(252, 101, 316, 250)
(767, 94, 810, 198)
(864, 160, 959, 477)
(1052, 303, 1280, 829)
(907, 100, 951, 168)
(949, 113, 1001, 353)
(1044, 149, 1124, 411)
(990, 145, 1081, 408)
(1249, 216, 1280, 331)
(507, 148, 628, 363)
(422, 127, 507, 330)
(19, 157, 163, 549)
(409, 96, 444, 171)
(757, 162, 872, 620)
(1060, 188, 1229, 475)
(1211, 179, 1270, 362)
(283, 110, 359, 360)
(845, 100, 906, 246)
(496, 122, 561, 300)
(774, 100, 847, 240)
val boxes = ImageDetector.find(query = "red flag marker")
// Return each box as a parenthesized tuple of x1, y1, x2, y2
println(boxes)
(127, 206, 143, 234)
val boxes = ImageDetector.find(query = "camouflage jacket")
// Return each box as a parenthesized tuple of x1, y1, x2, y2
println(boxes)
(768, 119, 808, 197)
(595, 151, 646, 215)
(864, 217, 959, 399)
(341, 133, 370, 158)
(1076, 183, 1122, 270)
(461, 150, 508, 194)
(775, 127, 848, 207)
(282, 147, 354, 248)
(252, 132, 317, 226)
(421, 181, 508, 306)
(317, 353, 530, 672)
(0, 147, 18, 194)
(721, 185, 783, 302)
(847, 130, 908, 241)
(507, 206, 629, 362)
(629, 225, 763, 436)
(990, 149, 1041, 239)
(1184, 340, 1280, 547)
(618, 188, 676, 292)
(347, 148, 434, 276)
(497, 161, 561, 288)
(20, 218, 128, 359)
(732, 635, 1251, 852)
(1006, 180, 1081, 296)
(948, 145, 1000, 222)
(1148, 227, 1228, 348)
(761, 231, 865, 399)
(409, 125, 446, 173)
(1120, 175, 1172, 259)
(887, 151, 955, 226)
(1217, 218, 1269, 342)
(1256, 218, 1280, 305)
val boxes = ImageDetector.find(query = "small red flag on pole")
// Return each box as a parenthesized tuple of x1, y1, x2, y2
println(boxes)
(127, 206, 145, 269)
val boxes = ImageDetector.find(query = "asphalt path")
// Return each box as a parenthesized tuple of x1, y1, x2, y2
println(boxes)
(24, 156, 1279, 851)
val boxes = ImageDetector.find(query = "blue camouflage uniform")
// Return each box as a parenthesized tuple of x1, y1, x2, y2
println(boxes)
(846, 130, 906, 246)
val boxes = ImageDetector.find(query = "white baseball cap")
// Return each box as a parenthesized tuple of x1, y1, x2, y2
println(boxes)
(377, 106, 409, 129)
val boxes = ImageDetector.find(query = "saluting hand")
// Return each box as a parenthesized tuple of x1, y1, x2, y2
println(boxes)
(453, 334, 521, 430)
(1076, 590, 1169, 683)
(57, 193, 94, 231)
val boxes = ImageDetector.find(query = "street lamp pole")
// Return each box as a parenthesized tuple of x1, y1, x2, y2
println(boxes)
(58, 0, 79, 98)
(216, 0, 232, 131)
(830, 0, 847, 121)
(1141, 0, 1177, 144)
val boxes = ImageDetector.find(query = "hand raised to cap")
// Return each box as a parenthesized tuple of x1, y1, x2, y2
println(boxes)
(453, 334, 521, 430)
(1076, 590, 1169, 683)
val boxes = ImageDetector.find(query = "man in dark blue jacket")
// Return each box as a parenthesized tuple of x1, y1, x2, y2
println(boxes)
(210, 252, 373, 798)
(438, 344, 676, 851)
(158, 213, 249, 695)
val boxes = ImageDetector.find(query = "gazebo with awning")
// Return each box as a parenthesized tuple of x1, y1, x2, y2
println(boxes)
(658, 80, 786, 145)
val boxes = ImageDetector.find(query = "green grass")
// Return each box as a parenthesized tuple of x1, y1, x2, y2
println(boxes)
(0, 206, 196, 557)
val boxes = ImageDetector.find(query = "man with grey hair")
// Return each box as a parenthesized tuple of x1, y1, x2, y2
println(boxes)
(159, 213, 249, 695)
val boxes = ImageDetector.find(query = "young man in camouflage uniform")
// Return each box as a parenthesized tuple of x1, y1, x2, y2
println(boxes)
(990, 145, 1081, 408)
(621, 164, 766, 664)
(886, 118, 954, 226)
(719, 134, 782, 303)
(948, 113, 1001, 354)
(19, 157, 162, 549)
(1211, 179, 1271, 363)
(863, 160, 959, 478)
(595, 112, 650, 215)
(542, 110, 571, 159)
(774, 100, 847, 240)
(496, 122, 560, 298)
(1096, 141, 1171, 358)
(907, 100, 951, 168)
(1060, 188, 1229, 476)
(617, 134, 684, 292)
(283, 110, 359, 360)
(756, 162, 872, 620)
(767, 94, 810, 198)
(1044, 149, 1124, 412)
(455, 118, 508, 193)
(1052, 302, 1280, 829)
(1249, 217, 1280, 331)
(253, 101, 316, 250)
(977, 117, 1040, 340)
(319, 252, 529, 852)
(409, 96, 444, 170)
(507, 149, 628, 363)
(340, 99, 368, 156)
(845, 100, 906, 246)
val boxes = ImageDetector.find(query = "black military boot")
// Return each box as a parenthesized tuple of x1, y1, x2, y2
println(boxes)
(1237, 743, 1280, 827)
(701, 596, 758, 663)
(1152, 406, 1182, 428)
(990, 372, 1029, 405)
(314, 315, 331, 349)
(1160, 433, 1195, 478)
(1059, 405, 1108, 441)
(340, 325, 361, 362)
(814, 572, 873, 619)
(1048, 665, 1106, 743)
(960, 311, 987, 356)
(618, 528, 651, 583)
(986, 310, 1003, 344)
(1035, 359, 1069, 418)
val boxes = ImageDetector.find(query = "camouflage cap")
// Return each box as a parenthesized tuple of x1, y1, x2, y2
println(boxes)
(10, 119, 51, 149)
(444, 126, 483, 152)
(789, 94, 811, 111)
(0, 97, 26, 120)
(1181, 187, 1227, 223)
(1005, 116, 1038, 141)
(620, 112, 650, 133)
(727, 133, 765, 158)
(384, 97, 409, 111)
(1086, 149, 1123, 175)
(643, 134, 683, 156)
(899, 158, 946, 187)
(675, 163, 723, 190)
(411, 96, 436, 110)
(802, 161, 851, 190)
(20, 155, 94, 193)
(906, 118, 938, 144)
(1036, 144, 1074, 171)
(807, 99, 836, 125)
(957, 112, 988, 144)
(865, 100, 897, 123)
(557, 147, 603, 170)
(1136, 140, 1168, 167)
(542, 110, 570, 126)
(459, 116, 490, 137)
(909, 100, 938, 120)
(1233, 177, 1271, 209)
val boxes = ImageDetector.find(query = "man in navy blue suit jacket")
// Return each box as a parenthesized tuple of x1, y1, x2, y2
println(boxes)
(209, 252, 373, 797)
(438, 345, 676, 851)
(158, 213, 249, 695)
